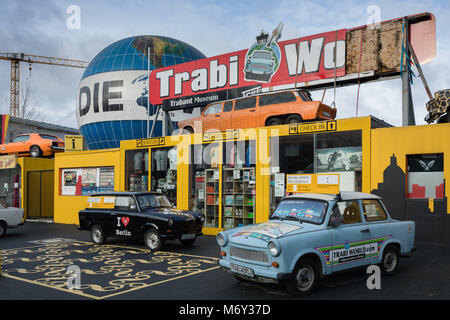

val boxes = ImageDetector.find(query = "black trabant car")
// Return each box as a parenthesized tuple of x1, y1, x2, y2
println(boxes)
(78, 191, 204, 250)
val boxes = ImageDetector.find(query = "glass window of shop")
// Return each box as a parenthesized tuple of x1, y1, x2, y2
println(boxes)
(269, 130, 362, 214)
(150, 146, 178, 206)
(316, 130, 362, 192)
(189, 143, 220, 228)
(125, 149, 149, 192)
(222, 140, 256, 229)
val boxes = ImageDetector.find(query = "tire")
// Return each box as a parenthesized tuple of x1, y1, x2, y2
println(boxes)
(180, 236, 196, 246)
(0, 221, 7, 237)
(380, 245, 400, 275)
(284, 257, 319, 297)
(30, 145, 42, 158)
(90, 224, 106, 245)
(266, 117, 282, 126)
(286, 114, 302, 125)
(144, 229, 163, 251)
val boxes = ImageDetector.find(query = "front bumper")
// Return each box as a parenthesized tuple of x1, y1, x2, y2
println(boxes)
(219, 257, 290, 284)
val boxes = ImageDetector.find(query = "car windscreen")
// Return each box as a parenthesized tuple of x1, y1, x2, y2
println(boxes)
(252, 51, 271, 59)
(271, 199, 328, 224)
(137, 194, 173, 210)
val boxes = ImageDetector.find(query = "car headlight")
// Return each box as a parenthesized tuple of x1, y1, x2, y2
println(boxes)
(268, 240, 281, 257)
(167, 218, 174, 226)
(216, 232, 228, 247)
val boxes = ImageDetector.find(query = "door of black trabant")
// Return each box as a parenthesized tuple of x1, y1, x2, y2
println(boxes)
(110, 195, 140, 238)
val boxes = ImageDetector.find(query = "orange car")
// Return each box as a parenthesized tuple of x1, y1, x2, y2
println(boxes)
(0, 133, 65, 158)
(178, 90, 336, 133)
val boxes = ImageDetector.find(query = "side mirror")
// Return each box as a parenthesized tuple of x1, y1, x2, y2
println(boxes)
(130, 204, 137, 212)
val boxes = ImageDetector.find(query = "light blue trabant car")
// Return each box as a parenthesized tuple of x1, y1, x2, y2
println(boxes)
(217, 192, 416, 296)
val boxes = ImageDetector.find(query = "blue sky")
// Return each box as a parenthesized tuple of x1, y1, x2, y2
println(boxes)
(0, 0, 449, 128)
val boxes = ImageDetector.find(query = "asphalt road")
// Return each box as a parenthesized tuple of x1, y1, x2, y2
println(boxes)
(1, 221, 449, 301)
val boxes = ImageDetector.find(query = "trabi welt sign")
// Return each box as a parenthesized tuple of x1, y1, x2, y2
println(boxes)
(149, 27, 346, 111)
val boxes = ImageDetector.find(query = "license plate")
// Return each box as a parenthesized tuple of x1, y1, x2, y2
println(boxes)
(230, 263, 254, 278)
(181, 234, 196, 240)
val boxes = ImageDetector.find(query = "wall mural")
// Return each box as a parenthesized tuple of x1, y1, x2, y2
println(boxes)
(371, 154, 449, 245)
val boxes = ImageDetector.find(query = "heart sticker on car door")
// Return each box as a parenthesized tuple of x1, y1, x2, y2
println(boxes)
(121, 217, 130, 227)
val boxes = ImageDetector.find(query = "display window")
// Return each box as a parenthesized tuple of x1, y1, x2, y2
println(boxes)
(407, 153, 444, 199)
(189, 140, 256, 230)
(61, 166, 114, 196)
(222, 140, 256, 229)
(269, 130, 363, 214)
(150, 146, 178, 205)
(125, 149, 149, 192)
(189, 143, 219, 228)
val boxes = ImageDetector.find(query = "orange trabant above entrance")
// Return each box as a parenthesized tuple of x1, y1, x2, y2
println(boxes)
(178, 90, 337, 133)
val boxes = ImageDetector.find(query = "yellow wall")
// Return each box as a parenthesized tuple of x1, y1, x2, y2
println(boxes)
(371, 122, 450, 213)
(53, 148, 120, 224)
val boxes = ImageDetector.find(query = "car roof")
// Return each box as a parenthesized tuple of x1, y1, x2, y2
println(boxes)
(282, 192, 381, 202)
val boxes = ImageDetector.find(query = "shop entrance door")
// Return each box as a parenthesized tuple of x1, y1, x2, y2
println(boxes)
(27, 170, 54, 218)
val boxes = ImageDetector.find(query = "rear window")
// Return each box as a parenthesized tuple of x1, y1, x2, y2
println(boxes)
(298, 90, 312, 101)
(12, 135, 30, 142)
(259, 92, 297, 106)
(39, 134, 59, 140)
(362, 200, 387, 222)
(235, 97, 256, 110)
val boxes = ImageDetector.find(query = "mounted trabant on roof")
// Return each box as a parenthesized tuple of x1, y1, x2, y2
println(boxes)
(217, 192, 416, 296)
(78, 191, 205, 250)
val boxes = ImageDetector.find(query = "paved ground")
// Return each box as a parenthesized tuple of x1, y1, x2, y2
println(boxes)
(1, 221, 450, 301)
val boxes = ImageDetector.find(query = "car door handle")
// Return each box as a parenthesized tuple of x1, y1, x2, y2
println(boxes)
(215, 115, 220, 117)
(249, 110, 256, 112)
(361, 228, 370, 233)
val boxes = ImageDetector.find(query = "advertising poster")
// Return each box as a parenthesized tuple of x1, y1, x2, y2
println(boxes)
(316, 147, 362, 173)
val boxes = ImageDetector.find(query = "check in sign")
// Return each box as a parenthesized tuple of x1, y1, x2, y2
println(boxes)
(289, 121, 337, 135)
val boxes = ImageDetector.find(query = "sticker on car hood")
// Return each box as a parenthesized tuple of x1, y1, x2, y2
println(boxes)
(231, 222, 302, 241)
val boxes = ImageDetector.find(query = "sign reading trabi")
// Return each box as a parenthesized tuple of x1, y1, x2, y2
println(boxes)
(289, 120, 337, 135)
(136, 137, 165, 148)
(203, 130, 240, 142)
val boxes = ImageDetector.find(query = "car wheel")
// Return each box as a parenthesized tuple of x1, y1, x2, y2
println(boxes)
(380, 245, 400, 275)
(284, 257, 319, 296)
(144, 229, 163, 251)
(286, 115, 302, 124)
(90, 225, 106, 245)
(30, 145, 42, 158)
(180, 236, 196, 246)
(0, 221, 7, 237)
(266, 117, 282, 126)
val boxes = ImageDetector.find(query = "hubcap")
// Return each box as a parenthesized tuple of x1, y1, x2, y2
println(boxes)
(384, 252, 397, 272)
(92, 228, 102, 243)
(147, 233, 159, 249)
(295, 266, 314, 291)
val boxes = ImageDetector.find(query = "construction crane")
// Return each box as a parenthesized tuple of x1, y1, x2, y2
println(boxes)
(0, 52, 89, 117)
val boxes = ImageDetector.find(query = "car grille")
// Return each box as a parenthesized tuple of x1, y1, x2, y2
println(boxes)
(229, 246, 268, 263)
